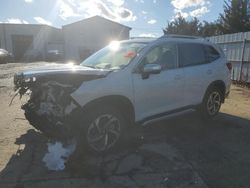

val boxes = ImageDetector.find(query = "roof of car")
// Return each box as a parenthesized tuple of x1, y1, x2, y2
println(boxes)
(123, 38, 157, 43)
(120, 35, 214, 48)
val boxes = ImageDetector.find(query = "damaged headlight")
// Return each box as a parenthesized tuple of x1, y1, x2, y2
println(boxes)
(14, 73, 24, 90)
(24, 76, 36, 83)
(14, 73, 36, 90)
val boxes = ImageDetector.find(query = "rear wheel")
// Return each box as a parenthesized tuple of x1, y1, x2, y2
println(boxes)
(199, 87, 223, 119)
(79, 106, 127, 153)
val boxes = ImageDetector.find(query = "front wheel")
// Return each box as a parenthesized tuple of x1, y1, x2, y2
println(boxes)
(79, 106, 127, 153)
(199, 87, 223, 119)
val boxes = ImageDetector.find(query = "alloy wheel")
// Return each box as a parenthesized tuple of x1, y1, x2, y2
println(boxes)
(206, 91, 221, 116)
(87, 114, 121, 152)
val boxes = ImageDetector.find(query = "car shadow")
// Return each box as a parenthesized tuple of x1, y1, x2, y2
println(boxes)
(0, 128, 144, 187)
(0, 112, 250, 188)
(0, 129, 48, 187)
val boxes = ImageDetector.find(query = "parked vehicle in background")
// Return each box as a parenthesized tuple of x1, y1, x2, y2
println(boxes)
(46, 50, 63, 62)
(0, 48, 13, 64)
(14, 35, 231, 153)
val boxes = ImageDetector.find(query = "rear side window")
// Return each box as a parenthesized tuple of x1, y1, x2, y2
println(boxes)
(178, 43, 207, 67)
(204, 45, 220, 62)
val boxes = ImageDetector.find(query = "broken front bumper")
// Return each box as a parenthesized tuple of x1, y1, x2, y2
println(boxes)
(22, 103, 71, 139)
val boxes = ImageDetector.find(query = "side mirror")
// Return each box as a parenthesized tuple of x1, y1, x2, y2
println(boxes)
(142, 64, 161, 79)
(143, 63, 161, 74)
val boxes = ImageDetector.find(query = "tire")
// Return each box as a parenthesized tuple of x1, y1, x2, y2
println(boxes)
(77, 106, 127, 153)
(199, 87, 223, 119)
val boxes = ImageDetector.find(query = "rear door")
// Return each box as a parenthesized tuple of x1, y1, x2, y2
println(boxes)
(178, 43, 214, 106)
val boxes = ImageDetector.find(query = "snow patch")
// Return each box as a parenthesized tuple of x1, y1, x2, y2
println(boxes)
(42, 140, 76, 171)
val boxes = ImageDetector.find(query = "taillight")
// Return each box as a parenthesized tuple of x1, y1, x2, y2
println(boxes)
(226, 62, 232, 71)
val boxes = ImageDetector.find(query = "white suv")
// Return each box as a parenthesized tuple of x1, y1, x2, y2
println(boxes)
(14, 35, 231, 152)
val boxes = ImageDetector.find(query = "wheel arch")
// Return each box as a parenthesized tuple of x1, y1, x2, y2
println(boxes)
(81, 95, 135, 124)
(204, 80, 226, 103)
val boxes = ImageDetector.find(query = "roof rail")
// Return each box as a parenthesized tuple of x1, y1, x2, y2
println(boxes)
(159, 34, 201, 39)
(130, 37, 156, 39)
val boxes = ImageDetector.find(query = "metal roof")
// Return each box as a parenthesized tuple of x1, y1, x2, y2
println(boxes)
(62, 16, 131, 30)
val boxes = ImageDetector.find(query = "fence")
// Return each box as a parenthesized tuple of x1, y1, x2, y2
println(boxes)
(209, 32, 250, 83)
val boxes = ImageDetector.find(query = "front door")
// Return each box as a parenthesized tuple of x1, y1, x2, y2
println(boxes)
(132, 42, 185, 121)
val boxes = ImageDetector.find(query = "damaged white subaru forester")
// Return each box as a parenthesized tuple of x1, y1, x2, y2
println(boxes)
(14, 35, 231, 153)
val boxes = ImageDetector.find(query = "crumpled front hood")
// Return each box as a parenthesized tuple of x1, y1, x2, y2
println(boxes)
(14, 63, 111, 89)
(20, 63, 110, 77)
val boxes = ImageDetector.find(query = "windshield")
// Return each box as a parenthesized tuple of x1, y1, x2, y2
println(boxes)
(80, 41, 147, 70)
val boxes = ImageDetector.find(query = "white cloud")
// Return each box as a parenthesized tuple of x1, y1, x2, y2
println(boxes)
(114, 7, 137, 22)
(173, 6, 208, 19)
(59, 1, 81, 20)
(5, 18, 29, 24)
(171, 0, 210, 19)
(139, 33, 157, 37)
(190, 6, 209, 17)
(24, 0, 33, 3)
(107, 0, 124, 7)
(171, 0, 209, 10)
(148, 19, 157, 24)
(58, 0, 136, 22)
(153, 0, 157, 3)
(34, 17, 52, 26)
(142, 10, 147, 14)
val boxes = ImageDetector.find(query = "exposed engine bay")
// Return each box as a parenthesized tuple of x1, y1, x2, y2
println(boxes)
(19, 80, 80, 139)
(13, 64, 110, 139)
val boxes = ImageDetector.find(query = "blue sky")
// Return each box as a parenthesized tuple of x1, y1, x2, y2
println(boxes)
(0, 0, 224, 37)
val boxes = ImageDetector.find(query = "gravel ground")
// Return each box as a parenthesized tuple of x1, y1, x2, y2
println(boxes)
(0, 62, 250, 188)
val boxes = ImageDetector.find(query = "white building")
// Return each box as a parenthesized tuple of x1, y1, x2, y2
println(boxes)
(0, 16, 131, 62)
(0, 24, 63, 61)
(63, 16, 131, 61)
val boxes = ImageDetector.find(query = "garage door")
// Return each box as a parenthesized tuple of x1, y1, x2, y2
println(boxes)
(12, 35, 33, 61)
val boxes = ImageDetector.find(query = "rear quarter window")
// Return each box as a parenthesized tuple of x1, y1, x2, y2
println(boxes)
(204, 45, 221, 62)
(178, 43, 207, 67)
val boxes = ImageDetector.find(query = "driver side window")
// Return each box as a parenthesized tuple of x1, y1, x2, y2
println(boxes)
(142, 43, 177, 70)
